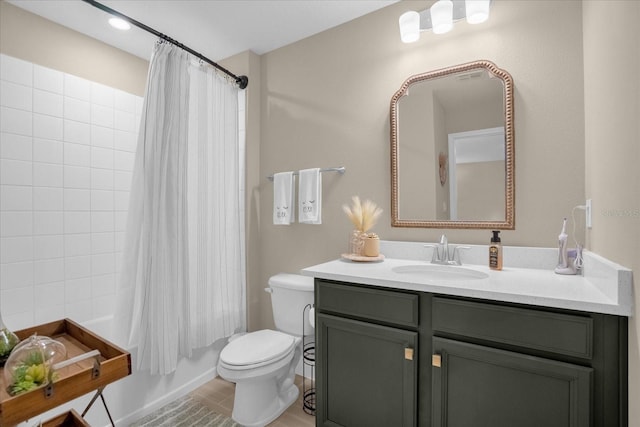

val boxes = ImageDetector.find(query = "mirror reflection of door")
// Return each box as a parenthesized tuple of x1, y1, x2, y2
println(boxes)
(448, 127, 505, 221)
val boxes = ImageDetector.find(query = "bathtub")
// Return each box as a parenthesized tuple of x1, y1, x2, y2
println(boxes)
(18, 315, 225, 427)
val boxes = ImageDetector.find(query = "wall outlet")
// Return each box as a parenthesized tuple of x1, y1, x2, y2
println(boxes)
(586, 199, 592, 228)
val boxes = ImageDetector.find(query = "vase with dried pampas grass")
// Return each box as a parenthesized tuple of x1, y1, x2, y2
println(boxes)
(343, 196, 382, 256)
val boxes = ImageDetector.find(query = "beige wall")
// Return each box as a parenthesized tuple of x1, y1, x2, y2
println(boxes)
(457, 160, 505, 220)
(257, 0, 585, 322)
(0, 1, 148, 95)
(583, 1, 640, 424)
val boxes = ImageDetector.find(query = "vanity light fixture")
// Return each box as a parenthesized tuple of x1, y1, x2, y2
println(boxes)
(399, 11, 421, 43)
(431, 0, 454, 34)
(108, 17, 131, 31)
(399, 0, 491, 42)
(465, 0, 491, 24)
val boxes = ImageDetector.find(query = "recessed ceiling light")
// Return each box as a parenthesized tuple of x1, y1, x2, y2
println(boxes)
(108, 17, 131, 31)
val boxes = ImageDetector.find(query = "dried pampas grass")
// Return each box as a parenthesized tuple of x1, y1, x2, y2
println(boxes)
(343, 196, 382, 233)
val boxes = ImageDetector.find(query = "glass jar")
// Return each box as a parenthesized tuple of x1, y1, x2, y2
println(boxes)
(349, 230, 365, 256)
(4, 334, 66, 396)
(0, 312, 20, 367)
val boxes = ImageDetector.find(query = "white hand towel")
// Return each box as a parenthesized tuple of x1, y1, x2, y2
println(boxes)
(298, 168, 322, 224)
(273, 172, 295, 225)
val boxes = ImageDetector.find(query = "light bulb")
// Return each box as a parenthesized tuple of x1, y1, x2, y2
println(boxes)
(465, 0, 490, 24)
(430, 0, 453, 35)
(109, 17, 131, 31)
(399, 11, 421, 43)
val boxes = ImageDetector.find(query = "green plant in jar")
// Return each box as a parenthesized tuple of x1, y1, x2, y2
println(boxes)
(0, 313, 20, 366)
(9, 349, 48, 395)
(4, 334, 66, 396)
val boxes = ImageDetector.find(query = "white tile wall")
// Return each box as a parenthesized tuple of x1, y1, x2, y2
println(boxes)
(0, 261, 34, 289)
(1, 106, 32, 136)
(33, 187, 63, 211)
(33, 89, 63, 117)
(0, 54, 142, 329)
(33, 138, 63, 164)
(33, 163, 62, 187)
(1, 81, 33, 111)
(64, 166, 90, 189)
(64, 74, 90, 101)
(91, 169, 114, 190)
(33, 64, 63, 94)
(33, 113, 63, 140)
(64, 97, 90, 123)
(0, 133, 32, 161)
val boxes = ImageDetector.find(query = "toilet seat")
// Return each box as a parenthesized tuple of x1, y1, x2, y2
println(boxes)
(220, 330, 296, 370)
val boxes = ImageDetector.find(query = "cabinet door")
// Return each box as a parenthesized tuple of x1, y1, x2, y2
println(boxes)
(317, 313, 418, 427)
(432, 337, 592, 427)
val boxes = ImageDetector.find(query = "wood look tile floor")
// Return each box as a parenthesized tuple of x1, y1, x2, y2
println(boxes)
(190, 375, 316, 427)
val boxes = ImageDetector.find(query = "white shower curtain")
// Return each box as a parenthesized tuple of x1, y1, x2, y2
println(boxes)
(117, 42, 245, 375)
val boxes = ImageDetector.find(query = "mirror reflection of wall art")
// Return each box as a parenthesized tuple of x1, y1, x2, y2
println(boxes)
(438, 152, 448, 186)
(390, 60, 514, 229)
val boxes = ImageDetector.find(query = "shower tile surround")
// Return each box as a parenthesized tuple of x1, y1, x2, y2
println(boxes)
(0, 54, 142, 329)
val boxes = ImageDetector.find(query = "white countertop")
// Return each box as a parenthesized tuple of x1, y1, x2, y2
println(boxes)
(300, 241, 633, 317)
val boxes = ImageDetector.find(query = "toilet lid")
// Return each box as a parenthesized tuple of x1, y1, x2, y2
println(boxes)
(220, 330, 295, 367)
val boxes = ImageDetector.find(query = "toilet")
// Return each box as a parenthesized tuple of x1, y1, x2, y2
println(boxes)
(217, 273, 314, 427)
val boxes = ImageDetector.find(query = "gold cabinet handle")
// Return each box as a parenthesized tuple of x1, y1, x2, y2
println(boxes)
(405, 347, 414, 361)
(432, 354, 442, 368)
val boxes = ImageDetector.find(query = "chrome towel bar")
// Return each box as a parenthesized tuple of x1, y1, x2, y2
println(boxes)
(267, 166, 346, 181)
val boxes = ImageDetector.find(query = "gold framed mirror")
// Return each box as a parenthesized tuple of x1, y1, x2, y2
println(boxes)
(390, 60, 514, 229)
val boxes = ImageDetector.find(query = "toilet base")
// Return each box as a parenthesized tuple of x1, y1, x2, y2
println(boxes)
(219, 336, 303, 427)
(232, 379, 299, 427)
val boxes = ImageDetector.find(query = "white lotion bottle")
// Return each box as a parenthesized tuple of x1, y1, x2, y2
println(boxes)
(554, 218, 575, 275)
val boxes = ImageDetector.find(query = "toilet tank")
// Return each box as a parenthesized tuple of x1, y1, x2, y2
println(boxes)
(267, 273, 314, 336)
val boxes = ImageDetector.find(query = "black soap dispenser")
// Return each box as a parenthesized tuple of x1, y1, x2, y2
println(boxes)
(489, 230, 502, 270)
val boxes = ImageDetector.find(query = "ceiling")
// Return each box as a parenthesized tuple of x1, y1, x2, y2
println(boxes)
(8, 0, 398, 62)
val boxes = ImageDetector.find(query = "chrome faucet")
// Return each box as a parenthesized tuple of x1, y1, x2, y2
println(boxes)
(424, 234, 470, 266)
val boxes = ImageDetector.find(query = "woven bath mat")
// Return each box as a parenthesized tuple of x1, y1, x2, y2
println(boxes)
(129, 395, 240, 427)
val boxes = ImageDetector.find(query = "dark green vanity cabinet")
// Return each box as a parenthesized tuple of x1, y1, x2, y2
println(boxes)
(430, 297, 627, 427)
(315, 280, 423, 427)
(314, 279, 628, 427)
(431, 337, 592, 427)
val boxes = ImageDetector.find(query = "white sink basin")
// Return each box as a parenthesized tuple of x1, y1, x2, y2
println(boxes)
(391, 264, 489, 281)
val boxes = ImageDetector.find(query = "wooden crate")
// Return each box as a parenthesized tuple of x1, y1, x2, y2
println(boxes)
(0, 319, 131, 427)
(42, 409, 91, 427)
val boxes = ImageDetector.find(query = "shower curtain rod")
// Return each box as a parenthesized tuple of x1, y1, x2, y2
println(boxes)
(81, 0, 249, 89)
